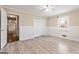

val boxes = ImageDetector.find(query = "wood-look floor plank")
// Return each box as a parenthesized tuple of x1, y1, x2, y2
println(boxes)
(2, 36, 79, 54)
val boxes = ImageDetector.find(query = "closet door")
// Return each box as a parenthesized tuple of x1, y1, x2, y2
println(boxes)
(34, 17, 46, 37)
(1, 8, 7, 49)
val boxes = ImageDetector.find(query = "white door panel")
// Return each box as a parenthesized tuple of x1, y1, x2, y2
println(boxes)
(34, 17, 46, 37)
(1, 8, 7, 49)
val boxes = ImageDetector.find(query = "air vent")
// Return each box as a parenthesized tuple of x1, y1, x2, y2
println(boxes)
(62, 35, 67, 37)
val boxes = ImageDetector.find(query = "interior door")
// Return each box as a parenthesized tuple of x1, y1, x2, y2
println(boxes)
(1, 8, 7, 49)
(7, 15, 19, 43)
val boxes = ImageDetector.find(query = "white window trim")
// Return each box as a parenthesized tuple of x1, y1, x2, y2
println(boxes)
(58, 16, 69, 32)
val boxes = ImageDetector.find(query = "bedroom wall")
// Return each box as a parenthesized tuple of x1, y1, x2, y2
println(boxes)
(3, 7, 47, 41)
(1, 6, 79, 42)
(47, 10, 79, 41)
(5, 8, 34, 40)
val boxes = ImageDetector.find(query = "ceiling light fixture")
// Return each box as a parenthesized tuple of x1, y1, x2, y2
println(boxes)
(42, 5, 56, 12)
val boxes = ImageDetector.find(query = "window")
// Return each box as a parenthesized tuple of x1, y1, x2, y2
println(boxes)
(58, 16, 69, 32)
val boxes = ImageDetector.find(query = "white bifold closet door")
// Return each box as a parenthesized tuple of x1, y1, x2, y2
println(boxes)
(1, 8, 7, 49)
(34, 17, 46, 37)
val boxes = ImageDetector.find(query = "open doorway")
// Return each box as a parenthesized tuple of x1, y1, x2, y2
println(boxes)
(7, 14, 19, 43)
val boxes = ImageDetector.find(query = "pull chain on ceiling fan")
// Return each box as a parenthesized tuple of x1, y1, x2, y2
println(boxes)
(41, 5, 56, 12)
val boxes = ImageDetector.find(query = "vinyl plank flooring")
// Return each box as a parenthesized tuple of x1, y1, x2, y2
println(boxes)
(2, 36, 79, 54)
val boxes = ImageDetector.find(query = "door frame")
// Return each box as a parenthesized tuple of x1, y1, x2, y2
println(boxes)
(7, 14, 19, 43)
(0, 10, 1, 50)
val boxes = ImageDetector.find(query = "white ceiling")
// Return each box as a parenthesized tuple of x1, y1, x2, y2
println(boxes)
(4, 5, 79, 17)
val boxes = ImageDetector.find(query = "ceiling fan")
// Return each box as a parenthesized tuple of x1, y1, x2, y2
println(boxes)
(41, 5, 56, 12)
